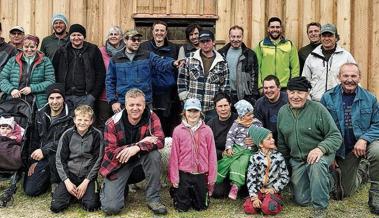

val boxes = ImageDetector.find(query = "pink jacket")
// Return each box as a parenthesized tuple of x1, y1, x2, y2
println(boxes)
(168, 121, 217, 185)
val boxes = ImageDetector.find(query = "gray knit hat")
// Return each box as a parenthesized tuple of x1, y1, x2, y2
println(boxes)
(234, 99, 254, 117)
(248, 126, 271, 146)
(52, 13, 68, 26)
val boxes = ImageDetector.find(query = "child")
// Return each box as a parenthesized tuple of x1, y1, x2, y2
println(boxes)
(168, 98, 217, 212)
(0, 116, 24, 143)
(51, 105, 104, 213)
(216, 99, 262, 200)
(244, 126, 289, 215)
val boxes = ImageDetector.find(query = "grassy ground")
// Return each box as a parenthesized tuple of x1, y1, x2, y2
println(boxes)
(0, 182, 376, 218)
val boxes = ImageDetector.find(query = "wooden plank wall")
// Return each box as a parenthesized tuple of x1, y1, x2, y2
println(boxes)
(0, 0, 377, 94)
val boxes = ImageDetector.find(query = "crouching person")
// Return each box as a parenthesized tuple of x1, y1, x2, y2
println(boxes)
(99, 88, 167, 216)
(51, 105, 104, 213)
(244, 126, 289, 215)
(168, 98, 217, 212)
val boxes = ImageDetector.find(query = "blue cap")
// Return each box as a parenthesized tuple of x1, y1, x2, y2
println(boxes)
(52, 13, 68, 26)
(184, 98, 202, 111)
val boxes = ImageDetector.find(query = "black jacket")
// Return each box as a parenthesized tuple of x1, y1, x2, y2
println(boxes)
(52, 41, 106, 98)
(29, 103, 73, 161)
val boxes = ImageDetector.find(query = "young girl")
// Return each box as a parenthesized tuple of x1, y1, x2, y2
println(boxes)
(216, 99, 262, 200)
(168, 98, 217, 212)
(244, 126, 289, 215)
(0, 116, 24, 143)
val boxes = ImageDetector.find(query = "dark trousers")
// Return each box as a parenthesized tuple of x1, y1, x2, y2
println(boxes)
(50, 173, 99, 213)
(94, 100, 112, 131)
(170, 171, 208, 211)
(23, 156, 60, 196)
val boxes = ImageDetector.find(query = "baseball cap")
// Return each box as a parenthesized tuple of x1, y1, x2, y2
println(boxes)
(321, 23, 337, 35)
(184, 98, 202, 111)
(125, 29, 142, 38)
(199, 30, 215, 41)
(9, 26, 24, 34)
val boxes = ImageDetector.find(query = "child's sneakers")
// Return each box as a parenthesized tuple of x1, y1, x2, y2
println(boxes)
(228, 184, 239, 200)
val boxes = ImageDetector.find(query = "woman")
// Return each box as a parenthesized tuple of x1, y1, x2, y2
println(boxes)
(97, 26, 125, 129)
(0, 34, 55, 109)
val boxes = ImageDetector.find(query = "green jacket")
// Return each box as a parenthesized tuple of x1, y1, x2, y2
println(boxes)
(277, 100, 342, 161)
(0, 51, 55, 108)
(255, 37, 300, 89)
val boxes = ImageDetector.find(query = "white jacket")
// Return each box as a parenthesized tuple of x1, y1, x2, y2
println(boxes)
(302, 44, 355, 101)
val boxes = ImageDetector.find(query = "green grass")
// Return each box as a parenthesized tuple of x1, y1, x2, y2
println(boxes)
(0, 182, 376, 218)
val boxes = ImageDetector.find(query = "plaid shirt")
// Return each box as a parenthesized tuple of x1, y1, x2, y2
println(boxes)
(99, 109, 164, 179)
(177, 49, 230, 112)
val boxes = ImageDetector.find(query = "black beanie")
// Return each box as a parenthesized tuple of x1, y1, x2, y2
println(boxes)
(287, 76, 312, 92)
(69, 24, 86, 38)
(46, 83, 65, 99)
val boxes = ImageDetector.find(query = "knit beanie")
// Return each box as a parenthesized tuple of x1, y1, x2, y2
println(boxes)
(51, 13, 68, 26)
(234, 99, 254, 117)
(46, 83, 65, 100)
(248, 126, 271, 146)
(287, 76, 312, 92)
(0, 117, 15, 130)
(69, 24, 86, 38)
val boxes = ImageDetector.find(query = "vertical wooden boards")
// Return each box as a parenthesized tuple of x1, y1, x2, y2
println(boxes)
(170, 0, 184, 14)
(251, 0, 265, 48)
(299, 0, 318, 47)
(0, 0, 18, 41)
(70, 0, 86, 25)
(234, 0, 249, 44)
(120, 0, 134, 30)
(52, 0, 70, 18)
(369, 0, 379, 94)
(215, 0, 231, 47)
(336, 0, 351, 50)
(267, 0, 282, 19)
(284, 0, 299, 46)
(319, 0, 334, 24)
(352, 0, 369, 87)
(17, 0, 33, 34)
(87, 0, 101, 45)
(35, 0, 52, 44)
(102, 0, 120, 46)
(186, 0, 200, 14)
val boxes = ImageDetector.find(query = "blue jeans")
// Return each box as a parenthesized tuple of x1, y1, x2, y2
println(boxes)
(290, 153, 334, 209)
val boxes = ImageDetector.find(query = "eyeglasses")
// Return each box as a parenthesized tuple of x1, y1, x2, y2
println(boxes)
(10, 32, 24, 36)
(129, 37, 141, 42)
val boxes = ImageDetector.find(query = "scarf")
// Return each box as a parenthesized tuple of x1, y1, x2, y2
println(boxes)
(182, 119, 202, 133)
(106, 40, 126, 56)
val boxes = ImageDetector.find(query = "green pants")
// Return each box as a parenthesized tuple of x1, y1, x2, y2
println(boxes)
(216, 145, 252, 187)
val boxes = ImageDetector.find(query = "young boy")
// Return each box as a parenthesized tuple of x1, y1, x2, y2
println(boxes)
(51, 105, 104, 213)
(244, 126, 289, 215)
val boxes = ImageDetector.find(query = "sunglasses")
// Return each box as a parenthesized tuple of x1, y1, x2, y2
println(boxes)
(129, 37, 141, 42)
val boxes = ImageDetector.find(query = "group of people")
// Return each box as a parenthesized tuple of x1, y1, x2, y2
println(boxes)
(0, 12, 377, 218)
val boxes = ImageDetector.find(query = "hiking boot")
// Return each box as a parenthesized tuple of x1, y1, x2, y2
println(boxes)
(147, 201, 168, 215)
(312, 208, 327, 218)
(331, 167, 344, 200)
(228, 184, 239, 200)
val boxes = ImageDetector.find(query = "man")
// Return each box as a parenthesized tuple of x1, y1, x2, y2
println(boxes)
(218, 25, 259, 105)
(8, 26, 25, 50)
(303, 23, 356, 101)
(254, 75, 287, 141)
(24, 83, 73, 196)
(277, 76, 342, 217)
(298, 22, 321, 72)
(139, 20, 180, 137)
(52, 24, 105, 109)
(106, 29, 179, 114)
(100, 88, 167, 215)
(321, 63, 379, 215)
(41, 14, 69, 60)
(255, 17, 300, 90)
(178, 24, 202, 59)
(0, 22, 17, 71)
(178, 30, 230, 122)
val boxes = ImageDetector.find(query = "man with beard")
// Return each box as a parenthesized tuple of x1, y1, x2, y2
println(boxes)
(277, 76, 342, 218)
(24, 83, 73, 196)
(8, 26, 25, 50)
(218, 25, 259, 105)
(178, 24, 202, 59)
(321, 63, 379, 215)
(255, 17, 299, 90)
(303, 23, 355, 101)
(254, 75, 287, 141)
(140, 20, 180, 137)
(0, 22, 17, 71)
(41, 14, 69, 60)
(53, 24, 105, 109)
(298, 22, 321, 72)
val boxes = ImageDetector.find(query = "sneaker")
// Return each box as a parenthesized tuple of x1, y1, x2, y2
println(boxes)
(147, 201, 168, 215)
(331, 167, 344, 200)
(228, 184, 239, 200)
(312, 208, 327, 218)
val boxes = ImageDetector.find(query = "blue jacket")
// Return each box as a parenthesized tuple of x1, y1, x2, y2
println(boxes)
(106, 48, 174, 104)
(321, 85, 379, 158)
